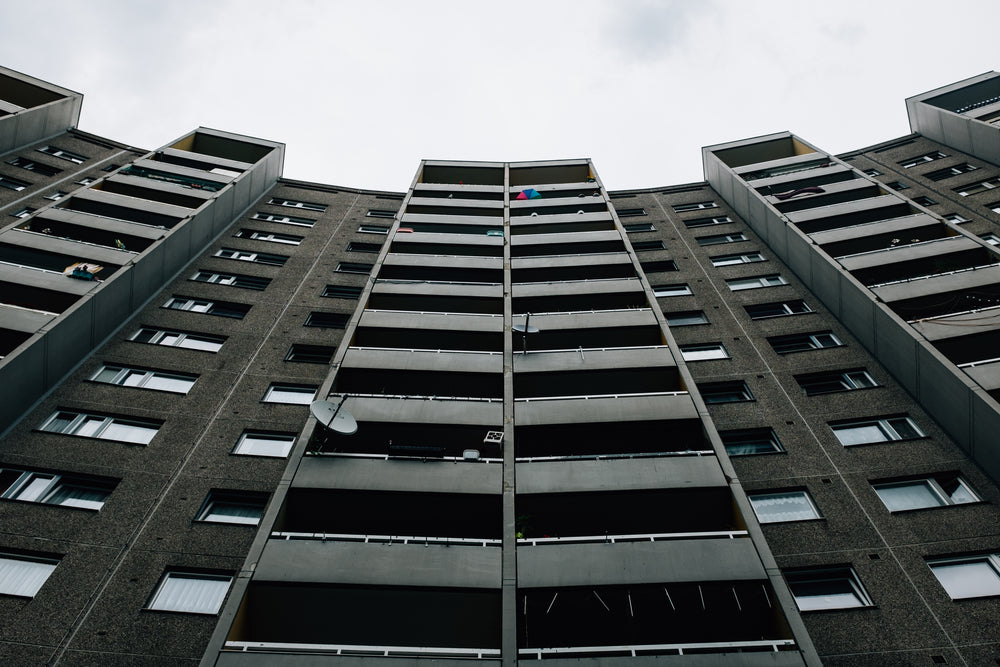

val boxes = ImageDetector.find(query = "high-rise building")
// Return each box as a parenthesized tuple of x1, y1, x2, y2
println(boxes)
(0, 65, 998, 666)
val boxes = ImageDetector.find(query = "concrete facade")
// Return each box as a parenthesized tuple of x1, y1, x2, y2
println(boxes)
(0, 68, 997, 666)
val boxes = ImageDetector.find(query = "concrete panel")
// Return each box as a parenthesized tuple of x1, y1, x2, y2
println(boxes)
(516, 456, 726, 494)
(805, 252, 842, 318)
(343, 348, 502, 374)
(940, 113, 973, 155)
(969, 120, 1000, 165)
(386, 254, 503, 270)
(873, 306, 918, 392)
(256, 540, 501, 588)
(915, 344, 972, 452)
(528, 309, 657, 331)
(514, 393, 697, 426)
(293, 456, 502, 494)
(808, 214, 939, 246)
(348, 396, 502, 425)
(785, 195, 902, 225)
(512, 278, 643, 299)
(0, 336, 45, 430)
(517, 539, 765, 587)
(372, 281, 502, 299)
(513, 346, 674, 374)
(129, 240, 167, 307)
(90, 270, 135, 342)
(963, 362, 1000, 390)
(838, 237, 978, 271)
(783, 227, 813, 286)
(971, 393, 1000, 482)
(359, 310, 502, 332)
(872, 264, 1000, 303)
(838, 276, 877, 351)
(512, 253, 630, 271)
(912, 310, 1000, 341)
(3, 228, 135, 266)
(41, 296, 95, 384)
(0, 304, 54, 332)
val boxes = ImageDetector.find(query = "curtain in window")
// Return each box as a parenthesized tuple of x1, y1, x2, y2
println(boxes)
(151, 574, 230, 613)
(0, 557, 56, 597)
(876, 483, 939, 511)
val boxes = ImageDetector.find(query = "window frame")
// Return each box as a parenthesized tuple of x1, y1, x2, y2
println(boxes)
(191, 270, 271, 291)
(163, 297, 250, 319)
(796, 369, 878, 396)
(684, 215, 732, 228)
(89, 364, 197, 394)
(234, 228, 303, 246)
(358, 224, 390, 235)
(653, 284, 692, 297)
(711, 251, 765, 267)
(749, 490, 822, 524)
(38, 410, 160, 445)
(365, 209, 397, 219)
(928, 554, 1000, 600)
(251, 212, 316, 227)
(346, 241, 384, 253)
(0, 553, 58, 598)
(623, 222, 655, 233)
(233, 431, 296, 458)
(872, 473, 980, 512)
(785, 566, 874, 611)
(268, 197, 326, 212)
(679, 343, 729, 362)
(727, 274, 788, 291)
(196, 490, 267, 526)
(38, 145, 88, 164)
(335, 262, 373, 274)
(768, 331, 843, 354)
(673, 201, 717, 213)
(284, 344, 335, 364)
(146, 571, 232, 614)
(0, 468, 115, 511)
(698, 380, 754, 404)
(304, 312, 349, 329)
(745, 299, 812, 319)
(0, 174, 30, 191)
(899, 151, 946, 168)
(830, 415, 925, 447)
(665, 310, 709, 326)
(214, 248, 287, 266)
(632, 240, 666, 251)
(322, 285, 363, 299)
(721, 428, 784, 456)
(697, 232, 746, 246)
(129, 327, 225, 353)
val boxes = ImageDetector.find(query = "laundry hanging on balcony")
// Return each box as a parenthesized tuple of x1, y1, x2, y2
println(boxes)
(517, 188, 541, 200)
(64, 262, 103, 281)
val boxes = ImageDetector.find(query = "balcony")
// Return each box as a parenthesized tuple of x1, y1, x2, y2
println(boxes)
(751, 163, 856, 193)
(117, 163, 226, 194)
(510, 230, 625, 258)
(411, 184, 504, 201)
(96, 175, 209, 208)
(376, 258, 502, 284)
(512, 278, 646, 314)
(514, 414, 704, 460)
(338, 347, 502, 400)
(510, 218, 616, 236)
(225, 582, 501, 658)
(813, 214, 951, 257)
(354, 310, 503, 352)
(509, 161, 593, 186)
(512, 252, 635, 282)
(168, 130, 274, 165)
(58, 190, 187, 229)
(420, 163, 503, 186)
(517, 581, 795, 661)
(513, 346, 680, 398)
(0, 279, 82, 315)
(367, 281, 503, 315)
(843, 241, 996, 287)
(15, 218, 155, 254)
(508, 309, 663, 350)
(0, 240, 122, 278)
(392, 220, 501, 235)
(390, 234, 503, 258)
(404, 202, 503, 218)
(0, 327, 31, 359)
(788, 196, 912, 235)
(874, 263, 1000, 307)
(767, 180, 882, 214)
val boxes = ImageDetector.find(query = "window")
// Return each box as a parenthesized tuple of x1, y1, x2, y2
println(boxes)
(129, 327, 225, 353)
(873, 474, 979, 512)
(928, 555, 1000, 599)
(76, 177, 95, 185)
(285, 344, 335, 364)
(365, 209, 397, 219)
(192, 271, 271, 290)
(39, 410, 159, 445)
(886, 181, 908, 191)
(234, 431, 296, 458)
(0, 468, 115, 510)
(262, 384, 317, 405)
(632, 240, 665, 251)
(164, 297, 250, 319)
(322, 284, 363, 299)
(615, 208, 646, 217)
(0, 174, 30, 191)
(796, 369, 877, 396)
(665, 310, 708, 326)
(347, 241, 383, 253)
(673, 201, 717, 212)
(653, 284, 692, 297)
(943, 213, 969, 223)
(147, 571, 231, 614)
(711, 252, 765, 266)
(980, 233, 1000, 246)
(38, 146, 87, 164)
(336, 262, 373, 274)
(684, 216, 732, 228)
(214, 248, 287, 266)
(925, 163, 977, 181)
(749, 490, 821, 523)
(102, 163, 120, 172)
(912, 196, 937, 207)
(0, 554, 57, 598)
(197, 491, 267, 525)
(251, 212, 315, 227)
(269, 197, 326, 212)
(358, 224, 390, 234)
(830, 415, 924, 447)
(697, 232, 746, 246)
(8, 156, 61, 176)
(305, 311, 349, 329)
(992, 202, 1000, 215)
(721, 428, 783, 456)
(90, 365, 197, 394)
(45, 191, 67, 201)
(727, 274, 788, 291)
(768, 331, 842, 354)
(699, 380, 753, 404)
(640, 260, 677, 273)
(624, 222, 655, 233)
(955, 177, 1000, 197)
(899, 151, 946, 168)
(862, 168, 882, 177)
(234, 228, 302, 245)
(745, 300, 812, 319)
(680, 343, 729, 361)
(11, 206, 35, 218)
(786, 567, 873, 611)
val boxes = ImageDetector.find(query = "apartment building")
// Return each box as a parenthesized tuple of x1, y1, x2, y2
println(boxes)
(0, 66, 998, 666)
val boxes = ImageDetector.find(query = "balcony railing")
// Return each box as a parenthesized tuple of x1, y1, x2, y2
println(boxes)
(868, 262, 1000, 289)
(519, 639, 796, 660)
(271, 531, 501, 547)
(958, 356, 1000, 369)
(225, 642, 500, 660)
(307, 450, 502, 463)
(350, 345, 501, 356)
(517, 530, 747, 547)
(514, 390, 687, 402)
(516, 450, 712, 463)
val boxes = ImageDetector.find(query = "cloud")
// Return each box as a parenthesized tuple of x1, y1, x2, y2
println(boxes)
(604, 0, 719, 60)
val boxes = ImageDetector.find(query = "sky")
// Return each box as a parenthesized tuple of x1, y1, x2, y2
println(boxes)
(1, 1, 998, 192)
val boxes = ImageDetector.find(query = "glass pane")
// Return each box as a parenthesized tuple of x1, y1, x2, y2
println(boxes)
(834, 424, 887, 446)
(150, 573, 230, 613)
(43, 412, 78, 434)
(101, 420, 157, 444)
(15, 475, 54, 502)
(264, 386, 315, 404)
(203, 501, 262, 525)
(792, 578, 865, 611)
(236, 434, 293, 457)
(44, 483, 109, 510)
(92, 367, 123, 383)
(121, 371, 147, 387)
(75, 417, 106, 438)
(750, 492, 818, 523)
(144, 374, 195, 394)
(875, 481, 942, 511)
(0, 556, 56, 597)
(932, 561, 1000, 599)
(889, 418, 922, 440)
(178, 336, 223, 352)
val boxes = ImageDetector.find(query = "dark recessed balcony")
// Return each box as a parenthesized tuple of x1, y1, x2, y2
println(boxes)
(312, 421, 503, 460)
(515, 418, 707, 460)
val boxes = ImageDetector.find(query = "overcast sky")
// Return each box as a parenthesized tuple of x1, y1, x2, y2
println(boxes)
(2, 1, 997, 191)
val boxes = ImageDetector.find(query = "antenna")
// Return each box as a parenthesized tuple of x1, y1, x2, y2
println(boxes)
(512, 313, 540, 354)
(310, 395, 358, 436)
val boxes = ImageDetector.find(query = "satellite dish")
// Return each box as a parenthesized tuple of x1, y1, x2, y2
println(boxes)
(311, 397, 358, 435)
(513, 314, 540, 354)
